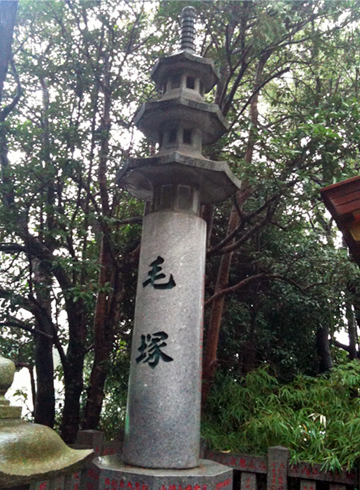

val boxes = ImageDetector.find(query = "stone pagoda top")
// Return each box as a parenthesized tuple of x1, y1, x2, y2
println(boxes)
(118, 6, 241, 208)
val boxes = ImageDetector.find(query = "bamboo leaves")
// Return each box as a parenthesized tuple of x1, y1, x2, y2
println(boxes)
(203, 361, 360, 471)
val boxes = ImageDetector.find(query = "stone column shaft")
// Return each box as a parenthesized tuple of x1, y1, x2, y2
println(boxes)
(122, 211, 206, 469)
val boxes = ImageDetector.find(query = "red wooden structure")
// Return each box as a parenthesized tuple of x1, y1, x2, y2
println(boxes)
(320, 175, 360, 265)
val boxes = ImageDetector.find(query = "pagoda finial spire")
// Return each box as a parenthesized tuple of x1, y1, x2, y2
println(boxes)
(180, 6, 196, 53)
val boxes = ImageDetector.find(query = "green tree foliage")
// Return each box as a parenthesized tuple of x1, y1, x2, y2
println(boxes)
(0, 0, 164, 440)
(200, 0, 360, 386)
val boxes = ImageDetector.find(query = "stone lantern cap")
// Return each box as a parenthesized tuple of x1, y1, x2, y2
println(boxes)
(151, 51, 220, 93)
(117, 151, 241, 204)
(0, 353, 93, 488)
(134, 96, 229, 145)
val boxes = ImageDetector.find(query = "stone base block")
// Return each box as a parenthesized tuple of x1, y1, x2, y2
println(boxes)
(86, 457, 232, 490)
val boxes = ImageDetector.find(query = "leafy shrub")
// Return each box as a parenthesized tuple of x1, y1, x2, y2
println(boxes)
(202, 361, 360, 471)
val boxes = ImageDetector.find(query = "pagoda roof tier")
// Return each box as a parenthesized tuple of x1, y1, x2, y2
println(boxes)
(151, 50, 220, 93)
(134, 96, 229, 145)
(117, 151, 241, 204)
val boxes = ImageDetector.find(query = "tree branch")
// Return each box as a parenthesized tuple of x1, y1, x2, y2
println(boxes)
(1, 58, 22, 120)
(208, 203, 277, 257)
(331, 338, 353, 354)
(0, 321, 53, 339)
(205, 273, 304, 307)
(0, 243, 26, 253)
(228, 66, 290, 130)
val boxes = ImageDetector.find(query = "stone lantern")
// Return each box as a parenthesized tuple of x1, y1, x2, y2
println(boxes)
(91, 7, 240, 490)
(0, 353, 93, 488)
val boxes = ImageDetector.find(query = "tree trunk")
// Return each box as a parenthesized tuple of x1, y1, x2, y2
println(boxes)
(346, 304, 357, 361)
(82, 237, 112, 430)
(60, 311, 86, 443)
(34, 331, 55, 426)
(31, 77, 57, 427)
(33, 260, 55, 427)
(243, 305, 258, 375)
(202, 205, 239, 407)
(60, 286, 87, 442)
(82, 63, 127, 430)
(61, 348, 85, 443)
(82, 239, 125, 430)
(0, 0, 18, 207)
(0, 0, 18, 102)
(316, 324, 333, 373)
(202, 53, 270, 407)
(0, 122, 14, 207)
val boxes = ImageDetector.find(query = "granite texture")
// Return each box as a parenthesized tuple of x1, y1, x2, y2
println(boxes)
(76, 430, 105, 456)
(122, 211, 206, 469)
(92, 456, 233, 490)
(84, 466, 100, 490)
(0, 404, 22, 419)
(241, 473, 257, 490)
(266, 447, 289, 490)
(52, 475, 66, 490)
(300, 481, 316, 490)
(118, 18, 241, 209)
(30, 480, 49, 490)
(29, 475, 66, 490)
(329, 485, 346, 490)
(205, 451, 266, 474)
(65, 470, 82, 490)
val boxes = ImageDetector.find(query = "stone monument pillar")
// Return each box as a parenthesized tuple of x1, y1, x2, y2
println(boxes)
(120, 5, 240, 471)
(122, 208, 206, 469)
(91, 6, 240, 490)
